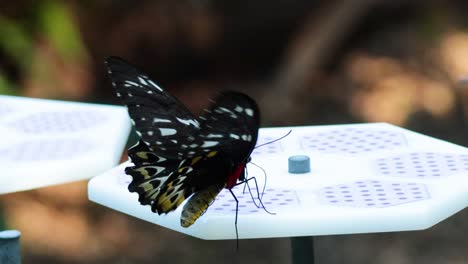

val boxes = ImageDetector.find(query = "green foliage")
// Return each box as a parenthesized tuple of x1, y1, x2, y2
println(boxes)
(0, 1, 87, 95)
(38, 1, 86, 61)
(0, 73, 16, 95)
(0, 16, 33, 70)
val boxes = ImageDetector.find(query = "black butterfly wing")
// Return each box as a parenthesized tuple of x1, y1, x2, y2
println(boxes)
(155, 92, 261, 225)
(198, 91, 260, 162)
(125, 140, 179, 205)
(105, 57, 201, 159)
(106, 57, 260, 224)
(150, 148, 234, 214)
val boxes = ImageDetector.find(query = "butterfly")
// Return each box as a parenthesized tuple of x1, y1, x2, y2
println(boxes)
(105, 56, 260, 230)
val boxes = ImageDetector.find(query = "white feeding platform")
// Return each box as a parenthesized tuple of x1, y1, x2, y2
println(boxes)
(88, 123, 468, 240)
(0, 95, 131, 194)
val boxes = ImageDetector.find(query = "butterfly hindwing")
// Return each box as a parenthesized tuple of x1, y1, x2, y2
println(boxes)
(152, 151, 230, 214)
(106, 57, 202, 159)
(126, 140, 179, 205)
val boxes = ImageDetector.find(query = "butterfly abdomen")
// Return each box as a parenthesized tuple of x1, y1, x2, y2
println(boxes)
(180, 183, 224, 227)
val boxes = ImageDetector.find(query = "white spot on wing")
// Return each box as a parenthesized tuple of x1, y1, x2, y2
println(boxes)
(176, 118, 200, 127)
(125, 80, 139, 87)
(234, 105, 243, 112)
(156, 156, 167, 162)
(245, 108, 254, 116)
(159, 128, 177, 136)
(230, 133, 240, 139)
(201, 141, 219, 148)
(147, 131, 154, 136)
(153, 118, 171, 123)
(148, 80, 163, 91)
(219, 107, 232, 113)
(153, 166, 165, 174)
(138, 76, 148, 85)
(206, 134, 223, 138)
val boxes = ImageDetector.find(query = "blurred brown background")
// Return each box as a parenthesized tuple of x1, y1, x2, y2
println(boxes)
(1, 0, 468, 263)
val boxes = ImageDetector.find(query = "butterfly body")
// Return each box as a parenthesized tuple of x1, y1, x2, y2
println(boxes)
(106, 57, 260, 227)
(226, 163, 246, 189)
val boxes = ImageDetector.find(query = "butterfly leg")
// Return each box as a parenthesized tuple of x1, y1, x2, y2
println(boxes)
(242, 166, 249, 194)
(228, 188, 239, 250)
(234, 177, 275, 215)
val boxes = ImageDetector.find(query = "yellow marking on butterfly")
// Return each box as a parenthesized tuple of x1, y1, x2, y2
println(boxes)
(147, 188, 158, 198)
(191, 156, 202, 165)
(135, 168, 149, 178)
(175, 196, 185, 207)
(159, 194, 185, 212)
(136, 152, 149, 160)
(207, 151, 218, 157)
(140, 182, 154, 192)
(178, 166, 191, 174)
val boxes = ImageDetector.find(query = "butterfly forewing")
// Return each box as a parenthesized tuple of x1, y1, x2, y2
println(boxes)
(105, 57, 202, 159)
(199, 91, 260, 161)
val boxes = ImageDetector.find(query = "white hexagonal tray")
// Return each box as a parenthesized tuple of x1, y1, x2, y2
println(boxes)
(0, 95, 131, 194)
(88, 123, 468, 240)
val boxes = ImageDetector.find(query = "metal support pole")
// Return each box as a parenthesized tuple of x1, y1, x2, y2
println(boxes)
(0, 209, 5, 231)
(0, 230, 21, 264)
(291, 236, 314, 264)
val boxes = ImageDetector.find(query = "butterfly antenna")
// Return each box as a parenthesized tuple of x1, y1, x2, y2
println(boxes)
(254, 130, 292, 149)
